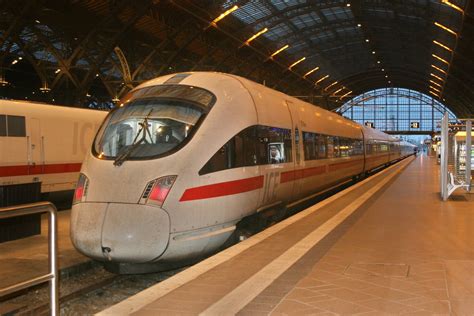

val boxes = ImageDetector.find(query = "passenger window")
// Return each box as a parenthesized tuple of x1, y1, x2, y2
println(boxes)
(327, 136, 334, 158)
(303, 132, 317, 160)
(333, 136, 340, 158)
(256, 126, 292, 164)
(200, 125, 293, 175)
(0, 115, 6, 136)
(353, 140, 364, 156)
(6, 115, 26, 137)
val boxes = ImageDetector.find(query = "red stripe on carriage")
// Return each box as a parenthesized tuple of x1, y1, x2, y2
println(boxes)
(179, 175, 264, 201)
(328, 158, 364, 171)
(0, 163, 82, 177)
(280, 165, 326, 183)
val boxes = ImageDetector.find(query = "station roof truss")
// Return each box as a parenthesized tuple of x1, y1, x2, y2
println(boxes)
(0, 0, 473, 116)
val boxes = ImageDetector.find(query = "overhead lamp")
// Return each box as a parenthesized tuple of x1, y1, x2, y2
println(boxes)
(357, 23, 362, 27)
(346, 3, 351, 7)
(381, 68, 385, 71)
(211, 5, 238, 26)
(303, 66, 319, 78)
(55, 68, 61, 74)
(429, 91, 441, 98)
(385, 75, 388, 78)
(430, 86, 441, 93)
(433, 40, 453, 52)
(339, 90, 352, 100)
(270, 44, 289, 58)
(315, 75, 329, 85)
(40, 82, 51, 92)
(432, 53, 450, 66)
(11, 59, 18, 65)
(365, 39, 370, 42)
(388, 80, 392, 84)
(441, 0, 464, 13)
(430, 73, 444, 82)
(377, 60, 381, 64)
(324, 81, 338, 91)
(372, 51, 376, 54)
(431, 64, 448, 75)
(430, 79, 442, 88)
(243, 28, 268, 46)
(289, 57, 306, 70)
(333, 87, 344, 96)
(434, 22, 457, 36)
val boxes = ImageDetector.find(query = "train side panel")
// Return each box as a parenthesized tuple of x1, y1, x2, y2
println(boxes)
(0, 100, 106, 194)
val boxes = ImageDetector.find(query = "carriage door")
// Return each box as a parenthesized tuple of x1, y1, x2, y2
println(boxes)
(286, 101, 305, 199)
(28, 118, 43, 174)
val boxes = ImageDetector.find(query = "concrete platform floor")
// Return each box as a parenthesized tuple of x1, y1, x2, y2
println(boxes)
(250, 155, 474, 315)
(102, 155, 474, 315)
(0, 209, 89, 290)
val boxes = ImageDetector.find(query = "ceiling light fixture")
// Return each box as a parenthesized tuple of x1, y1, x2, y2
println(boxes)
(441, 0, 464, 13)
(429, 91, 441, 98)
(430, 80, 442, 88)
(430, 73, 444, 82)
(333, 87, 344, 96)
(431, 64, 448, 75)
(432, 53, 450, 65)
(339, 90, 352, 100)
(289, 57, 306, 70)
(434, 22, 458, 36)
(324, 81, 338, 91)
(430, 86, 441, 93)
(211, 5, 238, 26)
(315, 75, 329, 85)
(303, 66, 319, 78)
(270, 44, 289, 58)
(433, 40, 453, 52)
(243, 28, 268, 46)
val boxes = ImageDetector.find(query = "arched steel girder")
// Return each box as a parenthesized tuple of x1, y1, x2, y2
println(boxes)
(74, 1, 153, 104)
(9, 32, 49, 88)
(337, 69, 473, 116)
(28, 26, 81, 89)
(338, 88, 453, 117)
(242, 1, 349, 30)
(0, 1, 39, 65)
(340, 67, 474, 108)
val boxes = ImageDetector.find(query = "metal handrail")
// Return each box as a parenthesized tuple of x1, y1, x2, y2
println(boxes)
(0, 202, 58, 315)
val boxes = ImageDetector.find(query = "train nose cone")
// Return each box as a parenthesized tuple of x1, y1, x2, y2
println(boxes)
(71, 203, 170, 263)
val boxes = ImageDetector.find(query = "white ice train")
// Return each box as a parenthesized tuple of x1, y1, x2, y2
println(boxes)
(70, 72, 415, 273)
(0, 99, 107, 206)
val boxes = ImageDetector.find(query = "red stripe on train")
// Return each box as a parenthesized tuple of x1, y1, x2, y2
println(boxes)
(0, 163, 82, 177)
(180, 175, 264, 202)
(280, 165, 326, 183)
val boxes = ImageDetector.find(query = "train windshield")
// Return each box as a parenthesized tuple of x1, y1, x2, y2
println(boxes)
(93, 85, 215, 163)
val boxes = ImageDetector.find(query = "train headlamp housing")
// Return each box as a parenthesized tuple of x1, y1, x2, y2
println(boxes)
(73, 173, 89, 204)
(142, 175, 177, 207)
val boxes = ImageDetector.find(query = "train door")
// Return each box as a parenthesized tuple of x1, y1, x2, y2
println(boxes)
(28, 118, 43, 173)
(286, 101, 304, 199)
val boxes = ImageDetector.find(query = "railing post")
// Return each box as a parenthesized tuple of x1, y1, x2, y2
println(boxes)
(0, 202, 59, 315)
(48, 208, 59, 316)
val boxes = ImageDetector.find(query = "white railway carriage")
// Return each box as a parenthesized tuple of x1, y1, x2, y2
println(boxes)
(0, 100, 107, 206)
(70, 72, 415, 273)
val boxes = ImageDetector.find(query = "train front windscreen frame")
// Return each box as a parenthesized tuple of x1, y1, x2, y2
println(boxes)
(92, 84, 216, 163)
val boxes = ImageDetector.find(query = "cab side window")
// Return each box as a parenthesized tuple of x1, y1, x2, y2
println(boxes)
(199, 125, 293, 175)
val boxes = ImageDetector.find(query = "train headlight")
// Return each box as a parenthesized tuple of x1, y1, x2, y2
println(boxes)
(142, 175, 177, 207)
(73, 173, 89, 204)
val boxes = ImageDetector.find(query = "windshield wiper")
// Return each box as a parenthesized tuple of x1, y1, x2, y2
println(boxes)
(114, 110, 153, 166)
